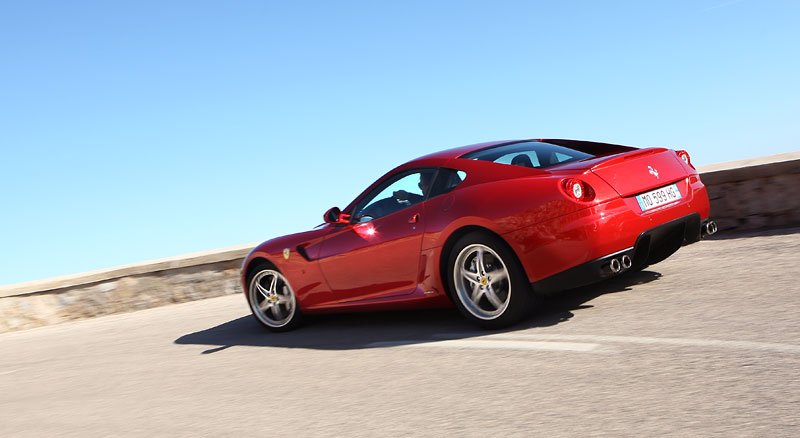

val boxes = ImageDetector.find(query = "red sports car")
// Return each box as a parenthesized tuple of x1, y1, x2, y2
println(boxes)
(242, 139, 715, 331)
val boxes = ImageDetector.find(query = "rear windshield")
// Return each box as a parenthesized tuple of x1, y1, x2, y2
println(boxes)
(461, 141, 594, 169)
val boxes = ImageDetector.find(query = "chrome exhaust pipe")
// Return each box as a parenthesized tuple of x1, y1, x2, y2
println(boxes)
(621, 255, 632, 270)
(609, 258, 622, 273)
(702, 220, 718, 237)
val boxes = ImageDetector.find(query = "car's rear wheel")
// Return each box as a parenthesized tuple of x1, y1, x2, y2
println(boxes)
(247, 262, 303, 332)
(447, 231, 537, 329)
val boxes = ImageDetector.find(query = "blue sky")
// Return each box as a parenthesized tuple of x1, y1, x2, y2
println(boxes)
(1, 0, 798, 285)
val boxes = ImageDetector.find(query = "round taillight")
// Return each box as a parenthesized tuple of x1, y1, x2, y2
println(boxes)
(562, 178, 594, 202)
(571, 181, 583, 199)
(676, 150, 693, 168)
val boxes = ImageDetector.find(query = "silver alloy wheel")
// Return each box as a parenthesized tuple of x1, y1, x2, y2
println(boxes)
(453, 243, 511, 320)
(249, 269, 297, 328)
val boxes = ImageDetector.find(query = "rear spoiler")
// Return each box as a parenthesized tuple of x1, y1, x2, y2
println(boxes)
(589, 148, 670, 171)
(538, 138, 638, 156)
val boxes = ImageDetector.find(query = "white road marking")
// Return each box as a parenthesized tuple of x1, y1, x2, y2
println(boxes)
(435, 333, 800, 354)
(367, 339, 605, 352)
(368, 333, 800, 354)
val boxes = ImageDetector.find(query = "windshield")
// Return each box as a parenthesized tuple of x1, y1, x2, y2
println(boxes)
(461, 141, 594, 169)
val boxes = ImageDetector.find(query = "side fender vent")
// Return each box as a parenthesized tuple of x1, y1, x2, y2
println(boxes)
(296, 245, 311, 261)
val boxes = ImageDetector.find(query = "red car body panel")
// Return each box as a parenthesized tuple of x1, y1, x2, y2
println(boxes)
(242, 139, 712, 314)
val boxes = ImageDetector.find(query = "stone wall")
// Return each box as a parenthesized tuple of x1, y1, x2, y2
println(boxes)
(0, 151, 798, 333)
(0, 248, 251, 333)
(698, 152, 800, 232)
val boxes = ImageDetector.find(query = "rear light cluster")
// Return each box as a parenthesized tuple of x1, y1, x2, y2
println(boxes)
(561, 178, 595, 202)
(676, 150, 694, 169)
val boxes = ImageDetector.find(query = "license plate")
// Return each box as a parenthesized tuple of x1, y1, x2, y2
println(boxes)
(635, 184, 682, 212)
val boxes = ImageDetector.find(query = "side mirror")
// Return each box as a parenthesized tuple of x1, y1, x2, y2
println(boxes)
(323, 207, 351, 225)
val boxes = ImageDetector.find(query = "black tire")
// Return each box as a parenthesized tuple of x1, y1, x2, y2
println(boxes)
(245, 261, 304, 332)
(446, 231, 537, 329)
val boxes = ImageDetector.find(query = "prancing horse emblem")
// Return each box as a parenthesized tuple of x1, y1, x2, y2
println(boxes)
(648, 166, 659, 179)
(283, 248, 291, 260)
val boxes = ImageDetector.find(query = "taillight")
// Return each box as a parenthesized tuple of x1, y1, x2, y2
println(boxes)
(676, 150, 694, 169)
(562, 178, 595, 202)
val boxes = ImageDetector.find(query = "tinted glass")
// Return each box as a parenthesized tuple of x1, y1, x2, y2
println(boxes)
(461, 141, 593, 168)
(353, 169, 437, 222)
(429, 168, 467, 197)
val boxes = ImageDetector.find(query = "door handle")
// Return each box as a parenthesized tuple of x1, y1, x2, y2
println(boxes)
(408, 213, 420, 224)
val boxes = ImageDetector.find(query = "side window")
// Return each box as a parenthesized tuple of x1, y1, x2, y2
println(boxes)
(429, 168, 467, 198)
(353, 169, 436, 222)
(553, 152, 572, 163)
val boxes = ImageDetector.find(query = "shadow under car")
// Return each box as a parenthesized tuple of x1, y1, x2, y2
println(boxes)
(174, 270, 662, 353)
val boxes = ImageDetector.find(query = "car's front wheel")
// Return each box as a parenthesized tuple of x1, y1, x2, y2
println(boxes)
(247, 262, 303, 332)
(447, 232, 537, 329)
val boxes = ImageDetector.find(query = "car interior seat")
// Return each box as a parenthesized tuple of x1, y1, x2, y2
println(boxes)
(511, 154, 535, 168)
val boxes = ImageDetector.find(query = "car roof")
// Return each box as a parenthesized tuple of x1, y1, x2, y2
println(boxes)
(411, 139, 524, 162)
(405, 137, 636, 167)
(345, 138, 562, 213)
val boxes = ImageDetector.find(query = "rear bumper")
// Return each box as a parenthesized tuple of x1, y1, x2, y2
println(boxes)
(531, 213, 707, 293)
(503, 179, 711, 286)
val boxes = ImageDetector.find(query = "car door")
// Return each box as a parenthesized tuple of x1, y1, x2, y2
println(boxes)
(316, 169, 436, 304)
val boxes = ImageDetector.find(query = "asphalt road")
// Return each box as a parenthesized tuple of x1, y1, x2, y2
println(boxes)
(2, 230, 799, 437)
